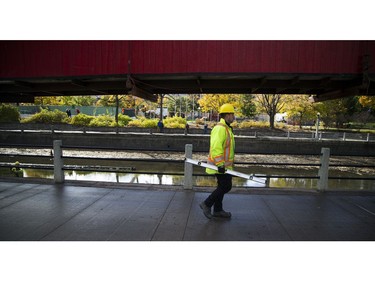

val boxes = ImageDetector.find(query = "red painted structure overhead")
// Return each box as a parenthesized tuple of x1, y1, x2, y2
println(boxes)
(1, 40, 374, 78)
(0, 40, 374, 103)
(0, 41, 130, 78)
(131, 40, 373, 75)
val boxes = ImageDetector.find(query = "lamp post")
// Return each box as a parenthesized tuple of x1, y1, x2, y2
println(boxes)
(192, 95, 195, 120)
(315, 113, 320, 139)
(179, 94, 182, 117)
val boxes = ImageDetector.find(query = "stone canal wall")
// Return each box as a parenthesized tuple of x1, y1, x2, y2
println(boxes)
(1, 130, 374, 156)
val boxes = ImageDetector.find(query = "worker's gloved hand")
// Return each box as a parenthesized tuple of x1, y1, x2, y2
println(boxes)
(217, 165, 226, 174)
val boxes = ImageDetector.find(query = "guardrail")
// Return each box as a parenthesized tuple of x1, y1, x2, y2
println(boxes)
(49, 141, 373, 191)
(1, 141, 374, 190)
(0, 124, 373, 142)
(182, 144, 335, 191)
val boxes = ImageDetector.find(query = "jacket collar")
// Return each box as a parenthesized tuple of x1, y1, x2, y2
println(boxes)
(219, 118, 233, 131)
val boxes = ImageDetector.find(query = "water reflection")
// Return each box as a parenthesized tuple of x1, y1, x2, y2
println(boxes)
(270, 177, 316, 189)
(12, 168, 373, 191)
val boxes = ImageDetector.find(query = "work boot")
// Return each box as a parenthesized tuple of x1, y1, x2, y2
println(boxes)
(213, 210, 232, 218)
(199, 201, 212, 219)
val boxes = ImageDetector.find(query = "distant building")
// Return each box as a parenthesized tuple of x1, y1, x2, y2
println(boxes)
(122, 108, 135, 117)
(156, 107, 169, 118)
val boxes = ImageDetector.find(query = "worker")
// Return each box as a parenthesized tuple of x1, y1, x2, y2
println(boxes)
(11, 161, 23, 177)
(157, 119, 164, 133)
(199, 103, 235, 219)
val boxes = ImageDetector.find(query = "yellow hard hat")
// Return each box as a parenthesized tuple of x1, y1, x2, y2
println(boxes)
(219, 103, 235, 114)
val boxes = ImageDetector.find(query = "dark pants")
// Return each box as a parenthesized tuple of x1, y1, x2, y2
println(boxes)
(204, 173, 232, 212)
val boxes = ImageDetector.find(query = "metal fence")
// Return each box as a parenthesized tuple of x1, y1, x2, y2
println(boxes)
(1, 141, 374, 190)
(0, 124, 373, 142)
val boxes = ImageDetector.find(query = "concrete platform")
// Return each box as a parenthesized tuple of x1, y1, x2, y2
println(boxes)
(0, 179, 374, 241)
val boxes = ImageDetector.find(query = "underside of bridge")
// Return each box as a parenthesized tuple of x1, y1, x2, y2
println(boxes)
(0, 72, 374, 103)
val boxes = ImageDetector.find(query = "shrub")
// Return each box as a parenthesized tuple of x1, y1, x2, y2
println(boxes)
(0, 104, 21, 123)
(21, 108, 68, 124)
(275, 122, 288, 129)
(127, 118, 143, 127)
(231, 121, 239, 128)
(164, 116, 186, 129)
(127, 117, 158, 128)
(167, 121, 184, 129)
(70, 113, 95, 126)
(118, 114, 133, 126)
(89, 115, 116, 127)
(238, 120, 269, 129)
(141, 118, 158, 128)
(195, 118, 205, 125)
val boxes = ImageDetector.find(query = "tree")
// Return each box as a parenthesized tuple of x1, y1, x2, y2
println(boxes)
(60, 96, 76, 106)
(343, 96, 374, 126)
(240, 94, 257, 118)
(27, 96, 97, 106)
(96, 94, 144, 109)
(359, 96, 375, 110)
(165, 94, 200, 118)
(165, 95, 187, 117)
(33, 96, 63, 105)
(73, 96, 96, 106)
(255, 94, 285, 129)
(283, 95, 316, 128)
(197, 94, 242, 117)
(314, 99, 348, 128)
(96, 95, 119, 107)
(314, 97, 366, 128)
(0, 104, 20, 122)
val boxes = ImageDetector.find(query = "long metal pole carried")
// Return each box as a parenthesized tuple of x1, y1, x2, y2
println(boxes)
(185, 158, 266, 184)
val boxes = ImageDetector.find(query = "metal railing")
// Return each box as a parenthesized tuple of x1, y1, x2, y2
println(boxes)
(182, 144, 338, 190)
(0, 124, 373, 142)
(1, 141, 374, 190)
(51, 141, 374, 191)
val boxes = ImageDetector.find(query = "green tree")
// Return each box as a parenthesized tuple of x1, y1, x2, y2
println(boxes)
(60, 96, 76, 106)
(96, 95, 120, 107)
(315, 97, 365, 128)
(315, 99, 347, 128)
(0, 104, 21, 123)
(29, 96, 96, 106)
(240, 94, 257, 118)
(73, 96, 96, 106)
(33, 96, 62, 105)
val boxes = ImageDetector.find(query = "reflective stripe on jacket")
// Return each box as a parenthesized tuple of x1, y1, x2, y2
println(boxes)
(206, 118, 235, 174)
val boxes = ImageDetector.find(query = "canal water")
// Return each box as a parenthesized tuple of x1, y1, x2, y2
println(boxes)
(1, 148, 374, 191)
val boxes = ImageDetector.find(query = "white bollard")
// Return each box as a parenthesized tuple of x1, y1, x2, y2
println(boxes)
(53, 140, 64, 183)
(343, 132, 346, 141)
(184, 144, 193, 189)
(317, 147, 330, 191)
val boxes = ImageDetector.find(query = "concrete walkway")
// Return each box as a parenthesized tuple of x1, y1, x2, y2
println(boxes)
(0, 179, 374, 241)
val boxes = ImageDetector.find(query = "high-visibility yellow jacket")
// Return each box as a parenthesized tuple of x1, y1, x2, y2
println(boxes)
(206, 118, 235, 174)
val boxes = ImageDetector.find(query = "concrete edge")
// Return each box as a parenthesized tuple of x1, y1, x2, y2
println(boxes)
(1, 176, 374, 196)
